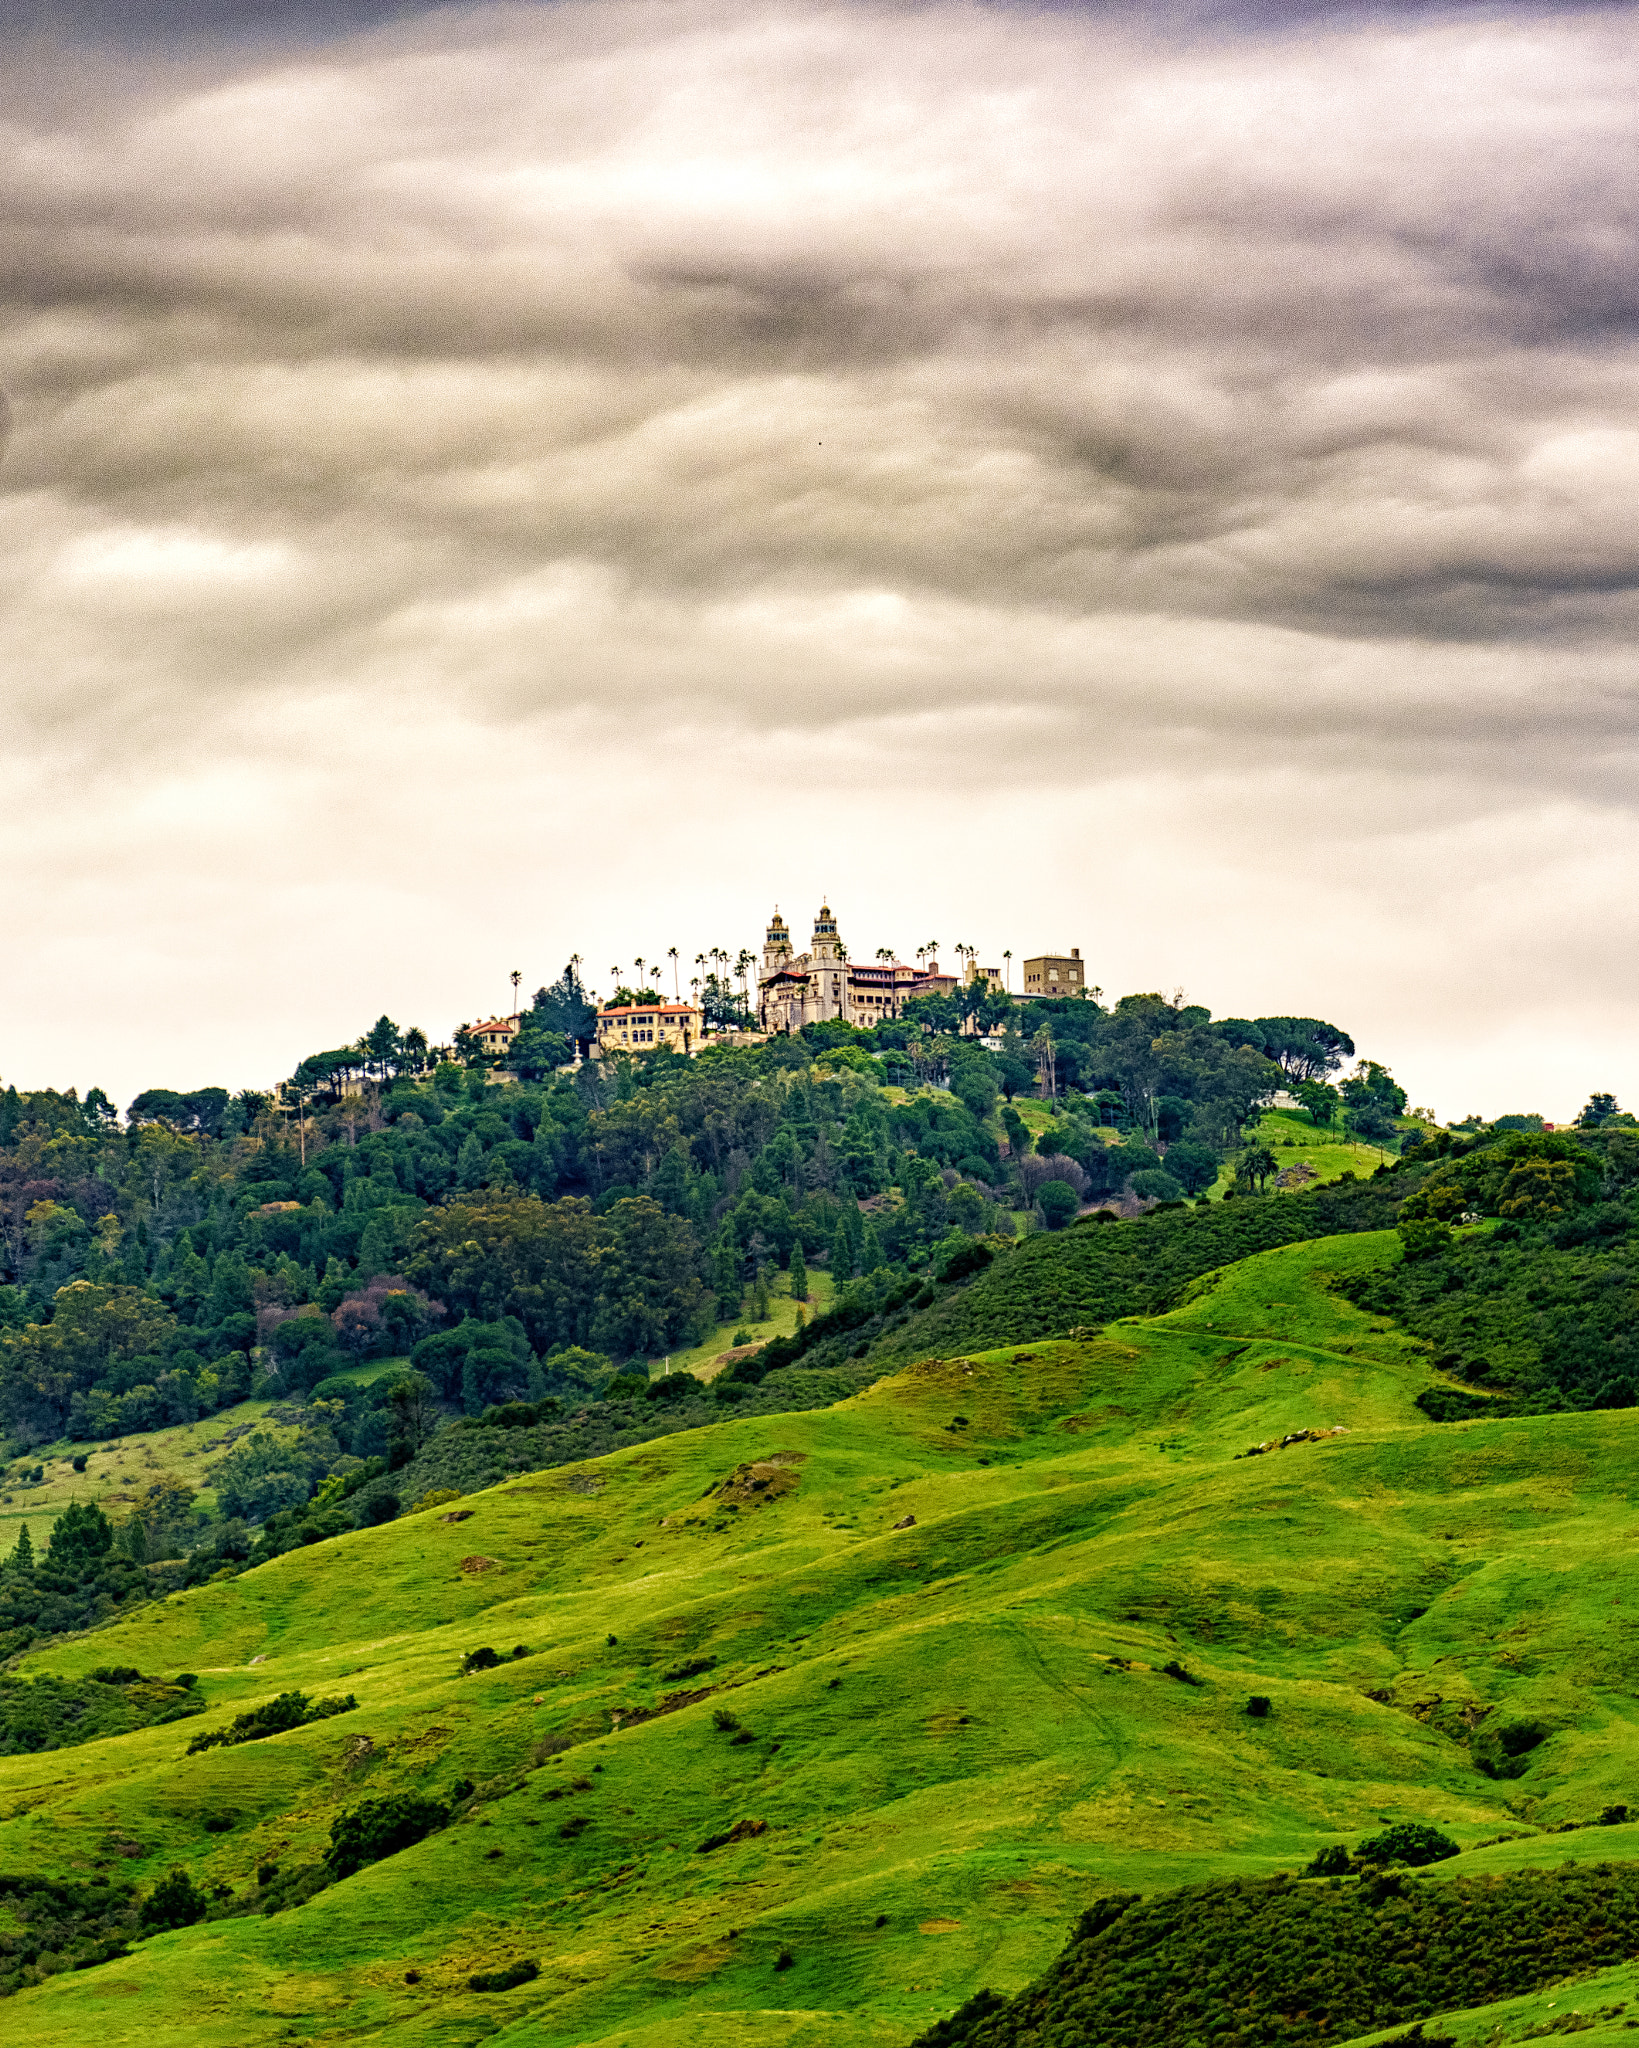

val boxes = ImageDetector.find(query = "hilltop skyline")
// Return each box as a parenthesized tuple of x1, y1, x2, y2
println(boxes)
(3, 0, 1636, 1118)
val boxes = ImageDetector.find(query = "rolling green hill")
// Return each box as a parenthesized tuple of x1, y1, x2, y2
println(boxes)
(4, 1221, 1639, 2047)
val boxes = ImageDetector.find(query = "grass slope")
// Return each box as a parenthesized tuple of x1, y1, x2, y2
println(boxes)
(860, 1170, 1410, 1371)
(0, 1400, 300, 1553)
(1211, 1108, 1405, 1197)
(5, 1229, 1639, 2046)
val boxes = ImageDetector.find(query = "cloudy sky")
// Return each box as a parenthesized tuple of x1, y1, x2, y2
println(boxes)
(2, 0, 1636, 1119)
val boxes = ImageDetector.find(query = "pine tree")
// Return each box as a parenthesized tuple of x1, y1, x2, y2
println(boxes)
(788, 1243, 809, 1302)
(713, 1236, 742, 1319)
(9, 1523, 33, 1574)
(862, 1224, 886, 1275)
(456, 1133, 486, 1190)
(751, 1274, 771, 1322)
(830, 1224, 854, 1282)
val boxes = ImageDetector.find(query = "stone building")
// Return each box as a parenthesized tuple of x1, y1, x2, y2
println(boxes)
(756, 904, 945, 1034)
(1021, 949, 1086, 996)
(596, 1000, 702, 1056)
(462, 1017, 519, 1056)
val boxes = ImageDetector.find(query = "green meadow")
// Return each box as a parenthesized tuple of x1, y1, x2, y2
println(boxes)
(6, 1227, 1639, 2046)
(1205, 1107, 1405, 1197)
(0, 1402, 293, 1554)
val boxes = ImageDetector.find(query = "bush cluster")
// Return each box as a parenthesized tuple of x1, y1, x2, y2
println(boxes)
(186, 1689, 355, 1755)
(909, 1863, 1639, 2048)
(0, 1666, 202, 1757)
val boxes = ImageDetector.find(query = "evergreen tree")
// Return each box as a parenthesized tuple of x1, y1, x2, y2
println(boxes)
(8, 1523, 32, 1574)
(862, 1224, 886, 1275)
(169, 1244, 210, 1323)
(47, 1500, 114, 1572)
(206, 1248, 255, 1324)
(751, 1274, 771, 1322)
(456, 1133, 487, 1190)
(788, 1243, 809, 1302)
(830, 1223, 854, 1282)
(712, 1236, 741, 1319)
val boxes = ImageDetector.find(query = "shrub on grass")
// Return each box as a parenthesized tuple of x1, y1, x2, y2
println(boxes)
(712, 1708, 740, 1732)
(326, 1794, 450, 1879)
(470, 1959, 538, 1993)
(666, 1656, 717, 1682)
(1246, 1696, 1272, 1717)
(1353, 1822, 1460, 1867)
(463, 1646, 502, 1673)
(774, 1948, 794, 1971)
(140, 1866, 207, 1930)
(1160, 1660, 1201, 1686)
(1305, 1844, 1352, 1877)
(186, 1690, 354, 1754)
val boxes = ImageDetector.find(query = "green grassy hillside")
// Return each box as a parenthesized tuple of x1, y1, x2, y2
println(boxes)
(0, 1398, 298, 1553)
(854, 1168, 1410, 1372)
(5, 1225, 1639, 2045)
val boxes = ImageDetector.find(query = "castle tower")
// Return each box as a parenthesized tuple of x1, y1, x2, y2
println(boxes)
(762, 908, 792, 981)
(809, 902, 845, 1023)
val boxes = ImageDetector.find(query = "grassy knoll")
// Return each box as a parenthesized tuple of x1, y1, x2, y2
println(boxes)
(663, 1269, 840, 1383)
(1203, 1107, 1399, 1198)
(0, 1401, 297, 1552)
(5, 1229, 1639, 2045)
(859, 1167, 1409, 1370)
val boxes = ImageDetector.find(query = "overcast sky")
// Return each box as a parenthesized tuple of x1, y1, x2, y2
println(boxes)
(3, 0, 1636, 1120)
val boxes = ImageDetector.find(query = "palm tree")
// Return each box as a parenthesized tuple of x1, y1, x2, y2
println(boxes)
(926, 939, 941, 970)
(509, 968, 521, 1019)
(1003, 948, 1012, 990)
(668, 946, 680, 999)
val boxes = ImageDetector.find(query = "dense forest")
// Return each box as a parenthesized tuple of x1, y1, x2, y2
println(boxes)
(0, 978, 1370, 1436)
(0, 968, 1509, 1658)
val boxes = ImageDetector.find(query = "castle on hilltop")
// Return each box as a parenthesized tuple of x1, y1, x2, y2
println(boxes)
(757, 904, 956, 1035)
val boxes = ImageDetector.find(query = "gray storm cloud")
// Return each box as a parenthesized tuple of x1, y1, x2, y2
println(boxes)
(1, 0, 1637, 1111)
